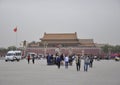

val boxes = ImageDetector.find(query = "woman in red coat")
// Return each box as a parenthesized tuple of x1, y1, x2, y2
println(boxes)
(27, 54, 30, 64)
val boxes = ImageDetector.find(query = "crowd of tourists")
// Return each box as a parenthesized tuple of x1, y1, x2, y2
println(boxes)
(46, 53, 94, 72)
(25, 51, 95, 72)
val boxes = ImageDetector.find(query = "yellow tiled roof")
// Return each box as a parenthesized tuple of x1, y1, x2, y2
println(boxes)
(41, 32, 78, 40)
(79, 39, 94, 43)
(79, 39, 95, 46)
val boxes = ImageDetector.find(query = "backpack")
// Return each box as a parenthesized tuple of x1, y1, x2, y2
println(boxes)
(56, 57, 61, 62)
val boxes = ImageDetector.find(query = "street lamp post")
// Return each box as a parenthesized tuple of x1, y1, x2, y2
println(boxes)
(68, 47, 72, 55)
(44, 42, 48, 57)
(108, 48, 111, 59)
(82, 49, 84, 56)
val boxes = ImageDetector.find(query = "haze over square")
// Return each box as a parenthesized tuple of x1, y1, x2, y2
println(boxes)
(0, 0, 120, 47)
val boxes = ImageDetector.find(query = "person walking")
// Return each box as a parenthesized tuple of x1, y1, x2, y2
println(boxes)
(32, 55, 35, 64)
(27, 54, 30, 64)
(64, 54, 69, 69)
(75, 54, 81, 71)
(84, 55, 90, 72)
(56, 53, 61, 69)
(89, 55, 94, 68)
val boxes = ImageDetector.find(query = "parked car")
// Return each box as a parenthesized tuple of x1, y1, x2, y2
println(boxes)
(5, 50, 22, 62)
(115, 56, 120, 61)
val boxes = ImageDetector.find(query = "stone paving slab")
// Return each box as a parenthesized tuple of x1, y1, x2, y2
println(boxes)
(0, 59, 120, 85)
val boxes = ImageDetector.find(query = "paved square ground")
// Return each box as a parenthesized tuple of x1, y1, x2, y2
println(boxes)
(0, 59, 120, 85)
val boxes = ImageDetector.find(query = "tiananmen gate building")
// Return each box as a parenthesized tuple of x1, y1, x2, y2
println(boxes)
(26, 32, 101, 56)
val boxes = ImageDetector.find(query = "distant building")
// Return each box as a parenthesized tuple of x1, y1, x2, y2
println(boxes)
(26, 32, 100, 56)
(40, 32, 95, 47)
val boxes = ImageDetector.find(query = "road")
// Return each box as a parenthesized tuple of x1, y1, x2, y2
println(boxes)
(0, 59, 120, 85)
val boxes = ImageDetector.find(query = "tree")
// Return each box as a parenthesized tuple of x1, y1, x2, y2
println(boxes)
(7, 46, 17, 51)
(101, 45, 120, 54)
(0, 48, 7, 56)
(0, 48, 7, 52)
(114, 45, 120, 53)
(101, 45, 110, 53)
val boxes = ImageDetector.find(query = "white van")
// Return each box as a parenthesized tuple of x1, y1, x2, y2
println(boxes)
(5, 50, 22, 62)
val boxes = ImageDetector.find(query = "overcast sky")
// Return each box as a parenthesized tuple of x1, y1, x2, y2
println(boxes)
(0, 0, 120, 48)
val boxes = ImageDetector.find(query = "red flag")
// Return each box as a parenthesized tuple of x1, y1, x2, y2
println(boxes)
(13, 27, 17, 32)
